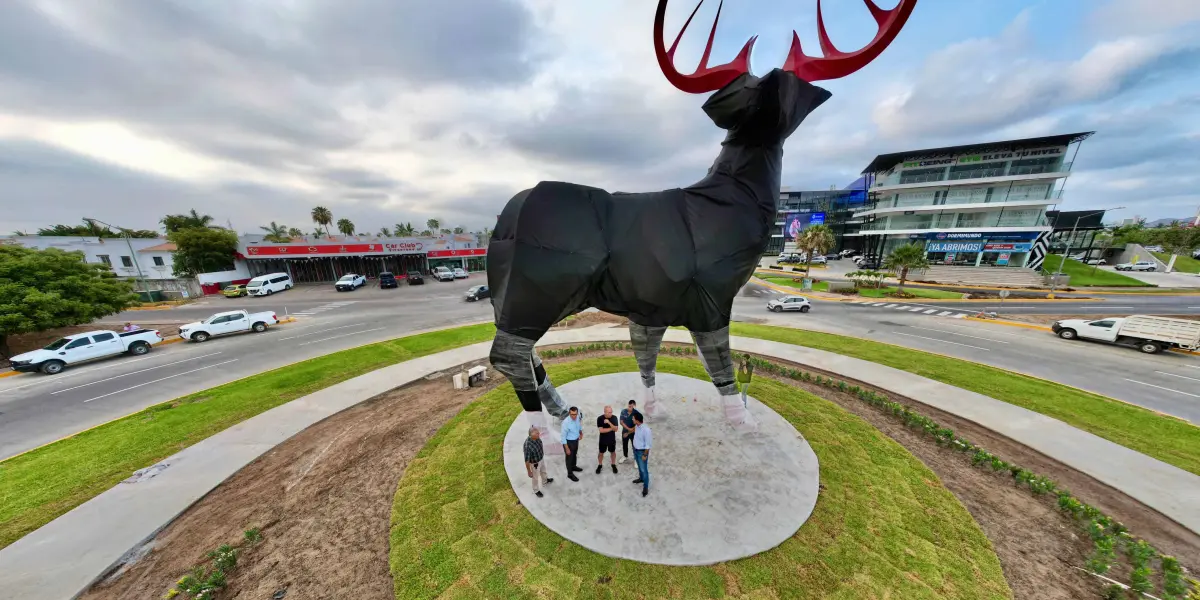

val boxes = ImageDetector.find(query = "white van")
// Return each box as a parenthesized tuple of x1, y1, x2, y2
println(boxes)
(246, 272, 293, 296)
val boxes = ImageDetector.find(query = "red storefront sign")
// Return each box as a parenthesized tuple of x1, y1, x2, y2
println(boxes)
(244, 241, 425, 256)
(983, 243, 1016, 251)
(427, 248, 487, 258)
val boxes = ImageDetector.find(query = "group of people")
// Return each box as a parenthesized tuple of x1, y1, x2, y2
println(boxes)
(523, 399, 653, 498)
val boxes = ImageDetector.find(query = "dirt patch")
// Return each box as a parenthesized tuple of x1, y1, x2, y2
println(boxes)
(750, 358, 1200, 600)
(80, 360, 498, 600)
(999, 313, 1200, 327)
(551, 310, 630, 329)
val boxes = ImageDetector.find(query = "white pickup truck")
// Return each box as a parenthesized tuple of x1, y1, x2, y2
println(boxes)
(1052, 315, 1200, 354)
(179, 310, 279, 342)
(8, 329, 164, 374)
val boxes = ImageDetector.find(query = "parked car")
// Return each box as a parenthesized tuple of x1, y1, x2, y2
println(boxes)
(857, 259, 883, 270)
(246, 272, 293, 296)
(179, 310, 279, 343)
(379, 272, 398, 289)
(767, 295, 811, 313)
(1115, 261, 1156, 272)
(777, 253, 803, 264)
(1085, 258, 1107, 265)
(335, 273, 367, 291)
(465, 285, 491, 301)
(823, 253, 842, 261)
(808, 255, 827, 265)
(1052, 315, 1200, 354)
(406, 270, 425, 285)
(453, 267, 468, 279)
(8, 329, 164, 374)
(222, 284, 247, 298)
(434, 266, 455, 282)
(1143, 245, 1164, 253)
(839, 249, 858, 257)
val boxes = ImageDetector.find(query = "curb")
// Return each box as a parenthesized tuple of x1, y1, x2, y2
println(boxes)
(751, 278, 844, 302)
(0, 370, 21, 379)
(754, 274, 1101, 303)
(757, 268, 1200, 296)
(963, 318, 1200, 356)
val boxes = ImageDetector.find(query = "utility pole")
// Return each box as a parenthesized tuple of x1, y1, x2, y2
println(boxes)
(85, 217, 150, 296)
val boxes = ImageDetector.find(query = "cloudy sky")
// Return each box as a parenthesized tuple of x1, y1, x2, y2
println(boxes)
(1, 0, 1198, 236)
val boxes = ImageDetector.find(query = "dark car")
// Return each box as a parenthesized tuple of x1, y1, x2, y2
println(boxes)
(465, 285, 490, 302)
(379, 272, 398, 289)
(857, 260, 883, 270)
(406, 270, 424, 285)
(823, 253, 841, 261)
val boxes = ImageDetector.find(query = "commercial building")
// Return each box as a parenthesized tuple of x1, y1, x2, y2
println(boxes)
(237, 233, 487, 284)
(769, 187, 869, 255)
(1046, 210, 1108, 261)
(851, 132, 1094, 272)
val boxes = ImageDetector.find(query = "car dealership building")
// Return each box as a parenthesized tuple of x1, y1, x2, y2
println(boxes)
(236, 233, 487, 284)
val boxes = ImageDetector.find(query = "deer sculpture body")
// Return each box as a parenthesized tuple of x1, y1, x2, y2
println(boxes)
(488, 0, 915, 450)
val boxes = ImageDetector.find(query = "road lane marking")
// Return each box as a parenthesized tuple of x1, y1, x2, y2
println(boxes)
(882, 304, 898, 308)
(0, 354, 165, 394)
(923, 309, 938, 314)
(937, 311, 953, 316)
(51, 353, 224, 394)
(907, 327, 1009, 343)
(1186, 365, 1200, 371)
(82, 359, 240, 403)
(1123, 379, 1200, 398)
(1155, 371, 1200, 383)
(890, 332, 990, 351)
(1080, 306, 1134, 309)
(279, 324, 365, 341)
(297, 327, 387, 346)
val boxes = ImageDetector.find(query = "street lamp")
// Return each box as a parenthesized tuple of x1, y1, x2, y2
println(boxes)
(84, 217, 149, 295)
(1049, 206, 1124, 297)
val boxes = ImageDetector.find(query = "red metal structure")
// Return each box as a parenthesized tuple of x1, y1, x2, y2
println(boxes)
(655, 0, 917, 93)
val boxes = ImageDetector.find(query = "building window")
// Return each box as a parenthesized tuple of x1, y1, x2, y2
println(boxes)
(1008, 157, 1059, 176)
(898, 167, 946, 185)
(948, 163, 1006, 180)
(96, 255, 111, 266)
(121, 256, 133, 267)
(153, 256, 165, 266)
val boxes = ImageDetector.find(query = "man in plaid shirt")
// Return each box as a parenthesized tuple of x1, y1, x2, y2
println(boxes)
(524, 426, 554, 497)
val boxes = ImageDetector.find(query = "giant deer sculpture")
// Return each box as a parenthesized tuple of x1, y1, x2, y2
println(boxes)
(488, 0, 916, 449)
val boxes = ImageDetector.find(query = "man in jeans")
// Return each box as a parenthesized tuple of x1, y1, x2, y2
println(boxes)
(631, 412, 653, 497)
(619, 399, 642, 464)
(561, 406, 584, 482)
(523, 426, 554, 497)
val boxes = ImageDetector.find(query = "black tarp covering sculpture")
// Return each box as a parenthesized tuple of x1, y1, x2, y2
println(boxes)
(488, 0, 916, 450)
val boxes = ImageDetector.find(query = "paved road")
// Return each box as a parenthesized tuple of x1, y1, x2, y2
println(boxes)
(735, 283, 1200, 423)
(3, 278, 1198, 460)
(910, 295, 1200, 316)
(0, 278, 493, 459)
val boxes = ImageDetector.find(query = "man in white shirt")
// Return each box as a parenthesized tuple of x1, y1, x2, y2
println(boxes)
(631, 412, 652, 497)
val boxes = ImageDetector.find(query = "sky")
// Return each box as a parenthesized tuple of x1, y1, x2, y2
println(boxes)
(1, 0, 1198, 236)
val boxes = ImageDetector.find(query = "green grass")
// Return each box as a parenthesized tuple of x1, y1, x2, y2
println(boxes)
(1043, 256, 1153, 287)
(390, 357, 1010, 600)
(729, 323, 1200, 476)
(0, 323, 496, 550)
(761, 276, 963, 299)
(1151, 252, 1200, 274)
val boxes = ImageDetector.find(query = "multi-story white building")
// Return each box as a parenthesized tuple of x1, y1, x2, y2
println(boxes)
(0, 235, 177, 280)
(851, 132, 1094, 272)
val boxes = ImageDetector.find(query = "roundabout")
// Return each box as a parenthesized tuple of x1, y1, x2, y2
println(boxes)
(500, 372, 820, 566)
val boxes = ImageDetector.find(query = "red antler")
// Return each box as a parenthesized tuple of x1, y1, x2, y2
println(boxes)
(655, 0, 917, 94)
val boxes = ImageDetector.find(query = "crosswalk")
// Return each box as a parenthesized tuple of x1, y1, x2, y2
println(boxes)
(289, 301, 359, 318)
(848, 300, 969, 319)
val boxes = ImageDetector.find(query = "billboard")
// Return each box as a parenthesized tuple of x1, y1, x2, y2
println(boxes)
(784, 212, 826, 240)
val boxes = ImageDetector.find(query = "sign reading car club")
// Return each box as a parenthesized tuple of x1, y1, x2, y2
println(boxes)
(244, 240, 426, 256)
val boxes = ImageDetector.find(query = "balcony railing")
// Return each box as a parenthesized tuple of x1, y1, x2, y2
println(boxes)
(871, 160, 1073, 188)
(858, 213, 1049, 232)
(854, 188, 1065, 213)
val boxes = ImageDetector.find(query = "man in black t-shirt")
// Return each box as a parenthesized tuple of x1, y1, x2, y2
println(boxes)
(619, 399, 642, 464)
(596, 405, 620, 475)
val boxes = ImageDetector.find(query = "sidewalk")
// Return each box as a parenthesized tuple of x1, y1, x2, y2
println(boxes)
(2, 326, 1197, 599)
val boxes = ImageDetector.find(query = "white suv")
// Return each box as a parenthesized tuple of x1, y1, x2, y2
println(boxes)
(1115, 262, 1156, 272)
(767, 295, 811, 313)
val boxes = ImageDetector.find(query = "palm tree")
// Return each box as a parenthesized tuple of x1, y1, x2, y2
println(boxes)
(260, 221, 291, 242)
(480, 226, 492, 246)
(426, 218, 440, 232)
(287, 227, 304, 238)
(419, 229, 433, 237)
(883, 243, 930, 294)
(311, 206, 333, 236)
(453, 226, 465, 234)
(337, 218, 355, 236)
(798, 224, 835, 276)
(393, 223, 406, 237)
(311, 228, 325, 237)
(378, 226, 391, 237)
(161, 209, 216, 233)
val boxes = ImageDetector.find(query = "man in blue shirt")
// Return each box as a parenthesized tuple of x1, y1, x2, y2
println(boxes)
(631, 412, 653, 497)
(619, 400, 642, 465)
(561, 406, 584, 482)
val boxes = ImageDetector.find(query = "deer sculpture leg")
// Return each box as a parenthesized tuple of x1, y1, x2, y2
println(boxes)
(690, 327, 758, 433)
(629, 322, 668, 418)
(490, 330, 571, 455)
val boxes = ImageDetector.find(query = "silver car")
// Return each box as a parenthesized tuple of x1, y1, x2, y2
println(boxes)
(1115, 261, 1156, 272)
(767, 295, 811, 313)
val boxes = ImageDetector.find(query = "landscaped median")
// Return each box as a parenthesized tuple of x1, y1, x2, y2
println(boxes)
(758, 274, 966, 299)
(0, 323, 495, 550)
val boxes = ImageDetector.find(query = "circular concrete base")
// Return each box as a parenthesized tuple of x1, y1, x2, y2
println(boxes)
(502, 373, 820, 566)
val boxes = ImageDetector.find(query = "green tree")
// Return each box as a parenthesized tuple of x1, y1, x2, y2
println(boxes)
(37, 221, 159, 238)
(883, 243, 930, 293)
(419, 229, 433, 237)
(0, 246, 138, 358)
(311, 228, 325, 238)
(453, 226, 465, 234)
(287, 227, 305, 238)
(1145, 223, 1200, 272)
(426, 218, 440, 232)
(259, 222, 291, 243)
(160, 209, 215, 234)
(479, 226, 492, 246)
(378, 226, 392, 237)
(798, 224, 834, 276)
(337, 218, 355, 236)
(311, 206, 333, 236)
(169, 228, 238, 277)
